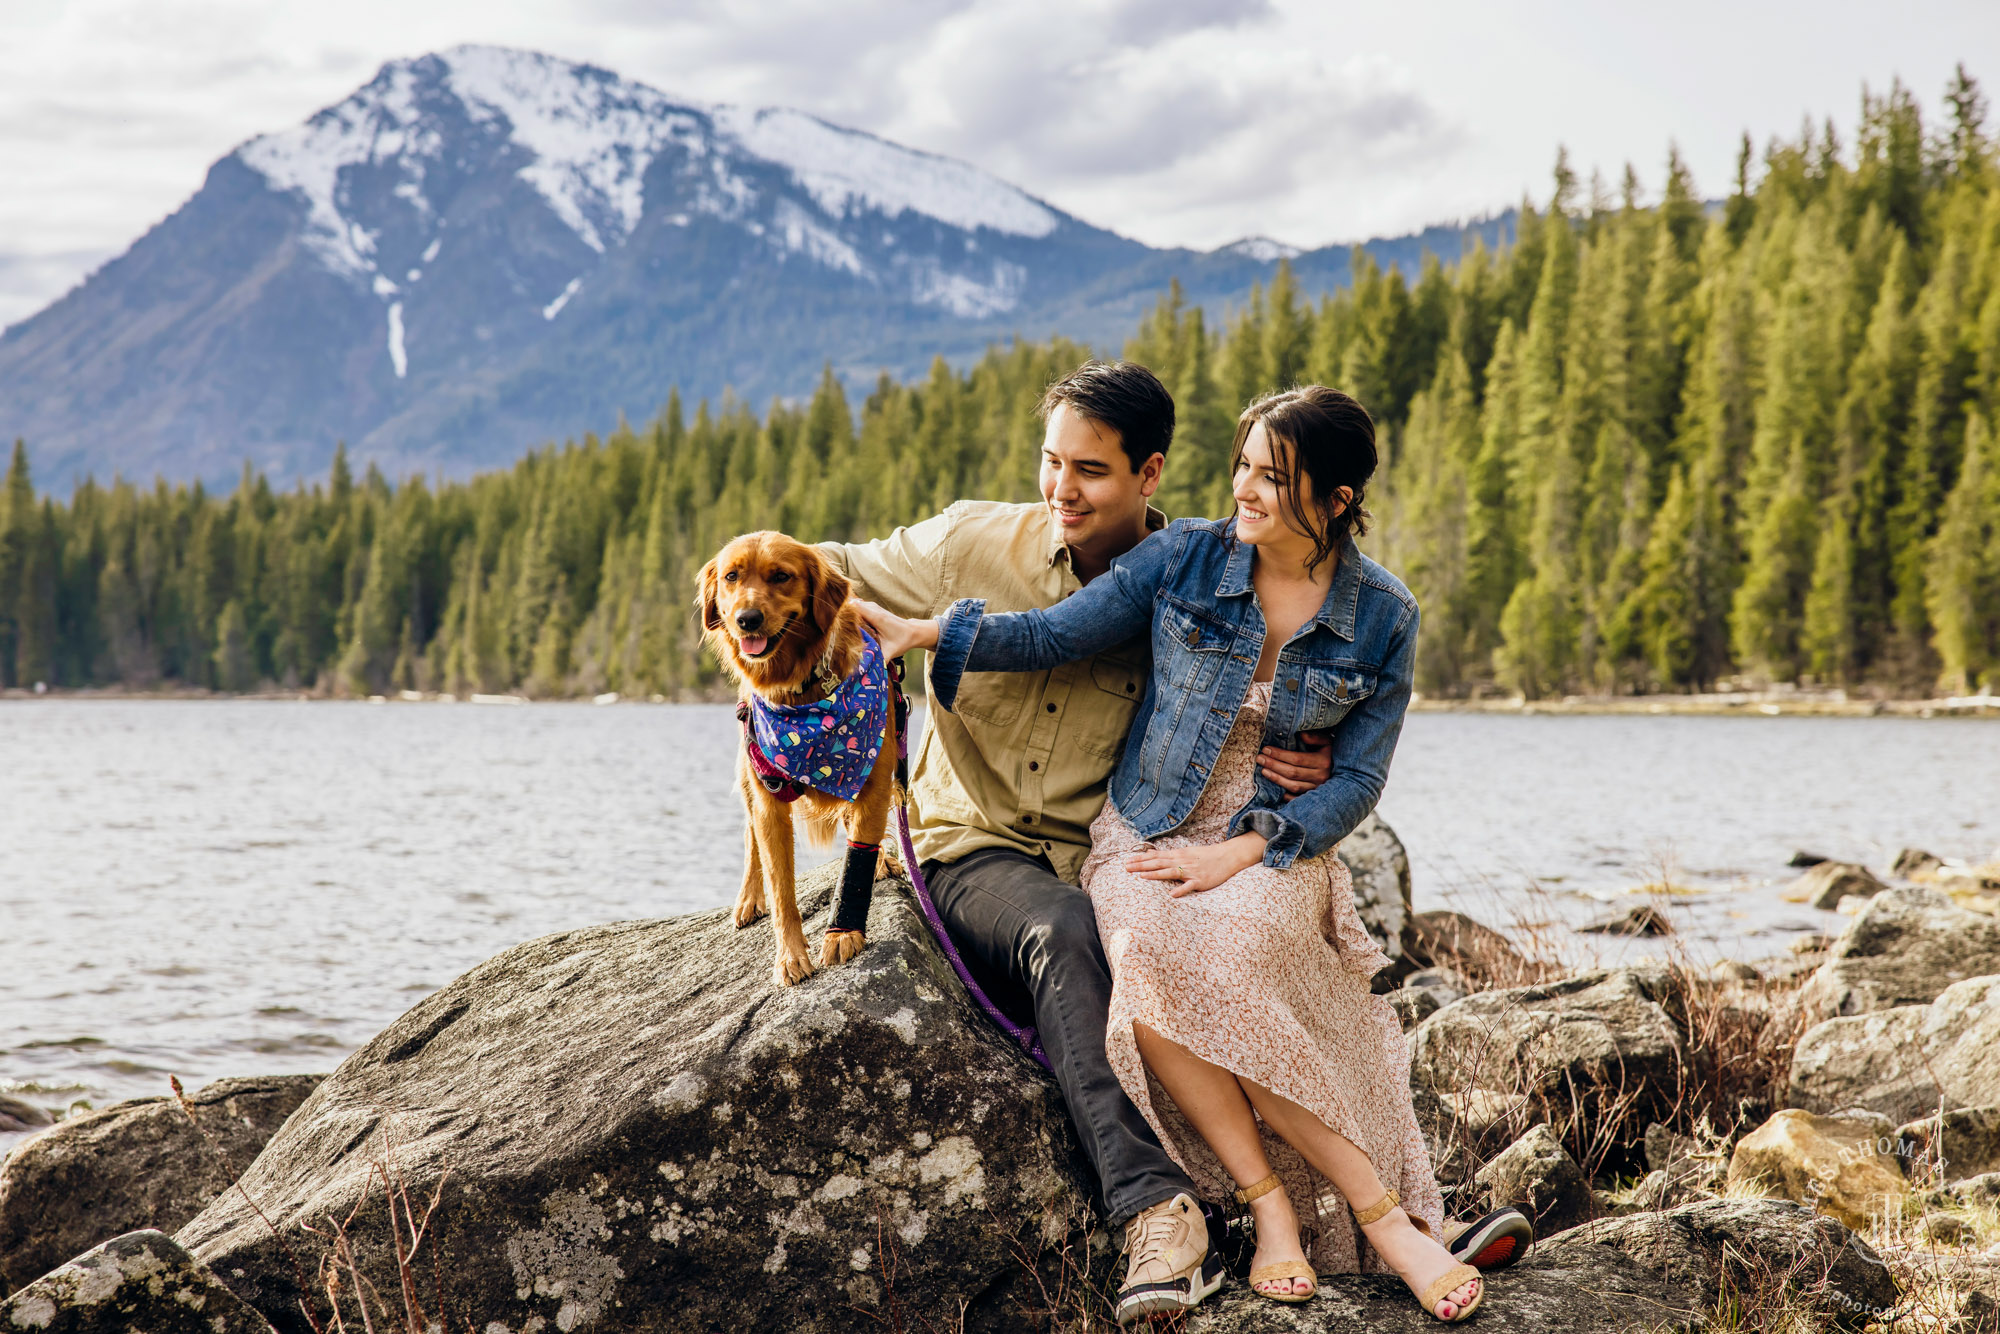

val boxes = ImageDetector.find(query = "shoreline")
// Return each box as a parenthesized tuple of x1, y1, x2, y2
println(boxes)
(7, 684, 2000, 718)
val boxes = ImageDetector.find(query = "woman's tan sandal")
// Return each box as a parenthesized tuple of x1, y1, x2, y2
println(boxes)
(1233, 1172, 1282, 1205)
(1351, 1186, 1401, 1226)
(1420, 1264, 1485, 1322)
(1232, 1174, 1316, 1302)
(1248, 1259, 1317, 1303)
(1354, 1189, 1483, 1321)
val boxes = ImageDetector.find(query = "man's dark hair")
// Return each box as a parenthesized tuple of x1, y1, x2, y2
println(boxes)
(1036, 360, 1175, 471)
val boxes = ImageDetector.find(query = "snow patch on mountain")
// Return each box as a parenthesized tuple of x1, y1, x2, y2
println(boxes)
(235, 43, 1066, 317)
(442, 45, 704, 254)
(711, 106, 1059, 240)
(386, 302, 407, 377)
(238, 60, 434, 277)
(1217, 237, 1302, 262)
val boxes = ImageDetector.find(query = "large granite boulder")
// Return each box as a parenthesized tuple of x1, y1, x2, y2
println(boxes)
(1336, 812, 1413, 973)
(0, 1230, 276, 1334)
(1799, 887, 2000, 1018)
(1788, 975, 2000, 1122)
(1185, 1244, 1699, 1331)
(1410, 968, 1685, 1143)
(1725, 1110, 1908, 1230)
(0, 1074, 323, 1295)
(178, 867, 1091, 1334)
(1539, 1199, 1898, 1331)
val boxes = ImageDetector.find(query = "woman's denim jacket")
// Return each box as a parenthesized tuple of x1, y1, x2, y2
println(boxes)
(928, 517, 1419, 870)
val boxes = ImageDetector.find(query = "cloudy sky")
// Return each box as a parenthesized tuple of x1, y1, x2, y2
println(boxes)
(3, 0, 1995, 326)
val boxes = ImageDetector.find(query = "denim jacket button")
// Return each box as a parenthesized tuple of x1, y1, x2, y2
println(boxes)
(1286, 678, 1299, 690)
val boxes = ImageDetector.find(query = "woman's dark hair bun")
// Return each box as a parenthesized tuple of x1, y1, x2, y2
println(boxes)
(1229, 386, 1376, 574)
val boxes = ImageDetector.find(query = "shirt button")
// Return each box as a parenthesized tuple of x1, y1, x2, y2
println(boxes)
(1022, 814, 1036, 824)
(1028, 760, 1039, 771)
(1046, 702, 1057, 713)
(1125, 682, 1136, 693)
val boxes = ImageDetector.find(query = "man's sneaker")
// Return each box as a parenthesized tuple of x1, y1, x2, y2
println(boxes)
(1444, 1206, 1533, 1270)
(1115, 1192, 1226, 1325)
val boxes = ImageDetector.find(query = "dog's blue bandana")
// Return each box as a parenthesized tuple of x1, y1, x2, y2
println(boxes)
(747, 629, 891, 801)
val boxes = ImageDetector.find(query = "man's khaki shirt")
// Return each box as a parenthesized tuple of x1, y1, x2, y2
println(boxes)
(821, 500, 1166, 883)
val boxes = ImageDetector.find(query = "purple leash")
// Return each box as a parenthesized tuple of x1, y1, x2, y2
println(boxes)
(887, 662, 1050, 1071)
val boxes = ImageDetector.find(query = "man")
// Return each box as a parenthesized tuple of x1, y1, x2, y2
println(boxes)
(819, 360, 1334, 1322)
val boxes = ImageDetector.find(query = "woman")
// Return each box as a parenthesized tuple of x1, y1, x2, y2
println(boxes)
(863, 387, 1483, 1321)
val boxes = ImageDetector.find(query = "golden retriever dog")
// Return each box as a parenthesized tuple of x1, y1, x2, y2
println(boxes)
(698, 532, 902, 987)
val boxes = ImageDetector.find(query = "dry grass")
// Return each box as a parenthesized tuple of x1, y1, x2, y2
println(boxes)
(172, 1078, 456, 1334)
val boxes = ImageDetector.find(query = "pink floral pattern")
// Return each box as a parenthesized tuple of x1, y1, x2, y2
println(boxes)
(1081, 681, 1445, 1273)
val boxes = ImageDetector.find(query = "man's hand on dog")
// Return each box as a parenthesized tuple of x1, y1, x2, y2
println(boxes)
(1259, 732, 1332, 796)
(854, 599, 936, 659)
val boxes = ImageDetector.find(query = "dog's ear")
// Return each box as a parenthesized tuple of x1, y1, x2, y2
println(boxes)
(696, 557, 723, 632)
(807, 548, 851, 634)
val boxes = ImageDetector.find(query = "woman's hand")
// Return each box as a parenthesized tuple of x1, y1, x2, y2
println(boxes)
(1124, 832, 1267, 897)
(855, 599, 939, 659)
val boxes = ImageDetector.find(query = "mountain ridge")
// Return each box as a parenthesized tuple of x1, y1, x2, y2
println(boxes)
(0, 45, 1513, 489)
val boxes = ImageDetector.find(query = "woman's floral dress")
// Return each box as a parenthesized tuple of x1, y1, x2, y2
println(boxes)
(1081, 681, 1445, 1272)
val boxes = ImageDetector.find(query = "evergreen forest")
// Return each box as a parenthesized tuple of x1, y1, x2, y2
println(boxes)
(2, 71, 1998, 700)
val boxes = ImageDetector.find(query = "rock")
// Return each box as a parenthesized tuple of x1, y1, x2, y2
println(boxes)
(1577, 905, 1673, 937)
(1401, 966, 1471, 1004)
(1943, 1290, 2000, 1334)
(1788, 975, 2000, 1122)
(178, 866, 1091, 1334)
(1641, 1123, 1726, 1198)
(1788, 861, 1888, 911)
(1934, 1171, 2000, 1206)
(0, 1096, 53, 1136)
(1405, 910, 1526, 982)
(1474, 1124, 1592, 1237)
(1709, 959, 1761, 982)
(1923, 1212, 1974, 1246)
(1897, 1105, 2000, 1184)
(1337, 811, 1413, 971)
(1384, 986, 1440, 1032)
(1186, 1242, 1700, 1331)
(0, 1230, 276, 1333)
(1790, 850, 1832, 868)
(0, 1074, 322, 1295)
(1540, 1198, 1899, 1331)
(1895, 847, 1946, 878)
(1790, 931, 1836, 955)
(1799, 887, 2000, 1018)
(1644, 1123, 1693, 1174)
(1410, 968, 1685, 1143)
(1726, 1109, 1907, 1229)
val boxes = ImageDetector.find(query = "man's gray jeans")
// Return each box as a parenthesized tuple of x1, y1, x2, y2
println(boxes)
(922, 847, 1197, 1224)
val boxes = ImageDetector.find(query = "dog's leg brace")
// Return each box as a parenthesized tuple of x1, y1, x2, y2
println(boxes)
(829, 839, 877, 934)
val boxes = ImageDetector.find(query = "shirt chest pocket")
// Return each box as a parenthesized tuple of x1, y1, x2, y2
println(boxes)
(1299, 665, 1378, 730)
(1076, 645, 1146, 760)
(1157, 598, 1235, 693)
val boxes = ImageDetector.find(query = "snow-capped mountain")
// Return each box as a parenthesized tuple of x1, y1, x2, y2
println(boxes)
(0, 46, 1509, 487)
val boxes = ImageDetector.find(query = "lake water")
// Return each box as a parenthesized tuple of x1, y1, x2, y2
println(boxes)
(3, 700, 1997, 1143)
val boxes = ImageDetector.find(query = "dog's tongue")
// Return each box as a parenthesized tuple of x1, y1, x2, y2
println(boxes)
(739, 634, 769, 657)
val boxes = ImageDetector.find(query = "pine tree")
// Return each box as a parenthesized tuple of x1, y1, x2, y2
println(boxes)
(1926, 410, 2000, 691)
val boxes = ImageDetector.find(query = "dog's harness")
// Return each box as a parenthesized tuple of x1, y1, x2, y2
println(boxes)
(735, 635, 1049, 1071)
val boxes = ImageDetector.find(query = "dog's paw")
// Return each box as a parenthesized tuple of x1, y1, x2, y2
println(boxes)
(877, 842, 906, 880)
(732, 892, 768, 929)
(772, 940, 816, 987)
(820, 929, 865, 967)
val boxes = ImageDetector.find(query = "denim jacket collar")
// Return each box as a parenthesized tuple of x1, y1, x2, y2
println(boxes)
(1211, 522, 1361, 642)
